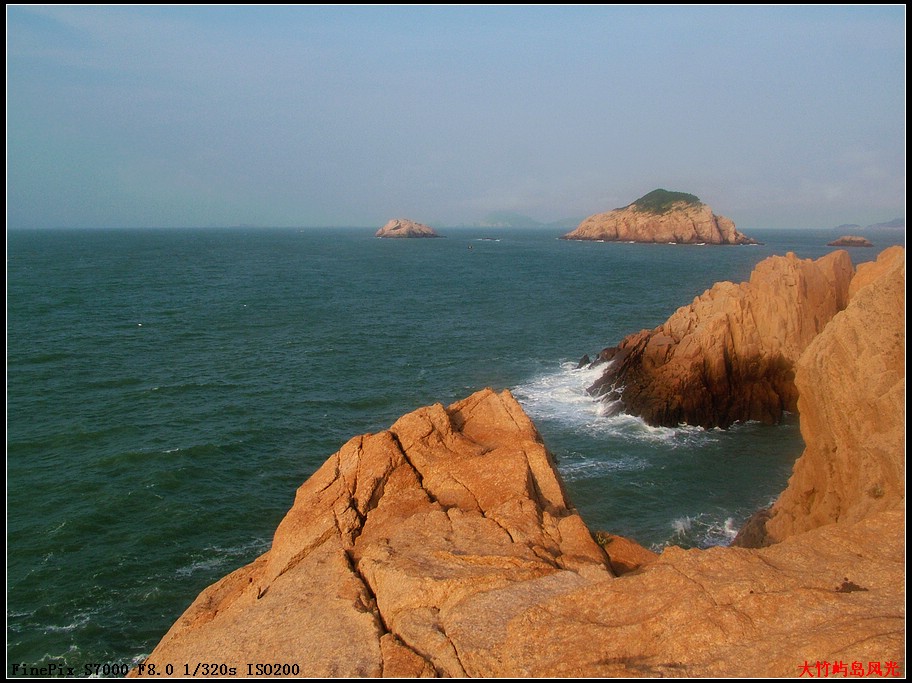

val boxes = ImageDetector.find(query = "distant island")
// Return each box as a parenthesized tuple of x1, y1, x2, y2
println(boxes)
(475, 211, 582, 230)
(561, 189, 759, 245)
(866, 217, 904, 230)
(833, 218, 904, 231)
(375, 218, 442, 238)
(828, 235, 873, 248)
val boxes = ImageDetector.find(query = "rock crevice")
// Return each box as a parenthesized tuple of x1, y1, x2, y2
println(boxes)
(133, 248, 904, 678)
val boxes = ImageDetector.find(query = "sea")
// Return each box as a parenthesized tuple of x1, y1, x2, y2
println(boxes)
(6, 225, 904, 675)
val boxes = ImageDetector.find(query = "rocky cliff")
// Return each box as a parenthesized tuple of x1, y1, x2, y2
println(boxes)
(587, 250, 855, 428)
(133, 250, 904, 678)
(761, 246, 905, 542)
(561, 189, 758, 245)
(376, 218, 441, 238)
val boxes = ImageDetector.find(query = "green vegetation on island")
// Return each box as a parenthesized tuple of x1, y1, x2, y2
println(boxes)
(626, 189, 703, 214)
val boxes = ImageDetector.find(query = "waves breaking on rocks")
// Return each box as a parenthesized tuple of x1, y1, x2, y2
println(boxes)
(513, 361, 719, 446)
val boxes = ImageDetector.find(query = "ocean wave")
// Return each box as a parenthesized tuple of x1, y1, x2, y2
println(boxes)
(556, 453, 649, 482)
(175, 538, 269, 578)
(666, 513, 740, 549)
(513, 362, 718, 448)
(513, 361, 606, 415)
(43, 613, 92, 633)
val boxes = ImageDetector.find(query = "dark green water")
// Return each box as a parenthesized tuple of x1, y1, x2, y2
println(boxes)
(7, 226, 902, 674)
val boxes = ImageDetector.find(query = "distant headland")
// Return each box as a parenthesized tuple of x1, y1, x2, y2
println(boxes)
(561, 189, 759, 245)
(834, 218, 904, 232)
(375, 219, 442, 238)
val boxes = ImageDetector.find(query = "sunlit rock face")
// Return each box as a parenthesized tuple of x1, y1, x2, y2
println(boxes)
(588, 250, 854, 429)
(762, 246, 905, 542)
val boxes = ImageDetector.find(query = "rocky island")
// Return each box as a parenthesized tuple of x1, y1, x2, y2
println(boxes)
(561, 189, 759, 245)
(375, 218, 442, 238)
(828, 235, 874, 247)
(132, 248, 904, 678)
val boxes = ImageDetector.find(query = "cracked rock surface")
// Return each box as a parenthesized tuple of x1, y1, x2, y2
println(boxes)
(134, 249, 904, 677)
(135, 389, 614, 677)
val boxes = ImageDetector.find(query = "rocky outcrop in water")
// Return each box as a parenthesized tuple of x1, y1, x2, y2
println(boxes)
(587, 250, 855, 428)
(376, 218, 441, 238)
(561, 189, 758, 245)
(133, 250, 904, 678)
(828, 235, 874, 247)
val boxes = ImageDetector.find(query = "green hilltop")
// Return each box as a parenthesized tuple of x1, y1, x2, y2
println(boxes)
(625, 189, 703, 214)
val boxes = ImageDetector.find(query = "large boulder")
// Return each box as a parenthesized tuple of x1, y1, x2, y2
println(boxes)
(588, 250, 855, 428)
(134, 384, 905, 677)
(762, 246, 905, 541)
(132, 389, 610, 677)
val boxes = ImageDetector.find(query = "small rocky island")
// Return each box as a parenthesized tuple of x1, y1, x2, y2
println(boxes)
(375, 218, 442, 239)
(562, 189, 759, 245)
(828, 235, 874, 247)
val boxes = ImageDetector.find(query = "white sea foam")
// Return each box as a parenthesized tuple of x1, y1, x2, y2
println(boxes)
(43, 613, 91, 633)
(513, 361, 717, 448)
(671, 516, 692, 535)
(175, 539, 269, 578)
(668, 513, 740, 548)
(557, 454, 648, 482)
(513, 361, 606, 421)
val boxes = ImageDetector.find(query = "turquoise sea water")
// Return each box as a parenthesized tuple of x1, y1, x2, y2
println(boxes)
(7, 226, 904, 673)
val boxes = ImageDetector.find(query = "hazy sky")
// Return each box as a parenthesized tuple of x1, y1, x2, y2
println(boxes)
(7, 5, 906, 229)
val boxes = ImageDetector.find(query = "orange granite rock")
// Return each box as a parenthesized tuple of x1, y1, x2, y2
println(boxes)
(132, 389, 611, 677)
(589, 250, 855, 428)
(562, 190, 757, 245)
(592, 531, 659, 575)
(133, 251, 905, 678)
(763, 246, 905, 541)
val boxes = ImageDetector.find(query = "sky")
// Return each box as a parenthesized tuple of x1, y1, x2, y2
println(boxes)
(6, 5, 906, 230)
